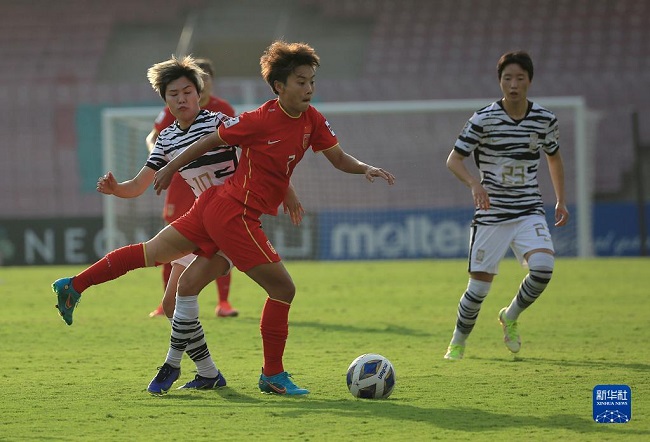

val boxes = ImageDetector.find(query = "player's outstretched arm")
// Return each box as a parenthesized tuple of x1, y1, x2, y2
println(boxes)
(97, 167, 155, 199)
(322, 145, 395, 185)
(153, 131, 225, 194)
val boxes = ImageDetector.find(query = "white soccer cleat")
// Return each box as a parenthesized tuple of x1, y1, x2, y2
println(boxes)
(498, 307, 521, 353)
(444, 344, 465, 360)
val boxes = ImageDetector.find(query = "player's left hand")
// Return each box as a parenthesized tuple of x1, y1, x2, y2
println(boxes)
(283, 194, 305, 226)
(365, 166, 395, 185)
(555, 202, 569, 227)
(153, 165, 174, 195)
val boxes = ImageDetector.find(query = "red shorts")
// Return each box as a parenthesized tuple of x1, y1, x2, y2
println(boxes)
(171, 186, 280, 272)
(163, 173, 195, 223)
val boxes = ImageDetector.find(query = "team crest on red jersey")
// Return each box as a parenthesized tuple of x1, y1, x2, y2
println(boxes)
(303, 125, 312, 150)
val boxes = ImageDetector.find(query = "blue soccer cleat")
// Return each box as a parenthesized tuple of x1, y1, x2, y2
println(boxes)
(147, 363, 181, 396)
(178, 372, 227, 390)
(52, 277, 81, 326)
(259, 370, 309, 395)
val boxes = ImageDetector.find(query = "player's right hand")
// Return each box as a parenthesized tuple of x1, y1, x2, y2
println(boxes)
(97, 171, 117, 195)
(153, 165, 174, 195)
(471, 183, 490, 210)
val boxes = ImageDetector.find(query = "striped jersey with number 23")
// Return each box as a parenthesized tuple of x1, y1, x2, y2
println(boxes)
(454, 100, 560, 225)
(146, 109, 239, 197)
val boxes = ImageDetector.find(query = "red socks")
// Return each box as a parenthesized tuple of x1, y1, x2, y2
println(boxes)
(72, 243, 147, 293)
(260, 297, 290, 376)
(216, 273, 232, 303)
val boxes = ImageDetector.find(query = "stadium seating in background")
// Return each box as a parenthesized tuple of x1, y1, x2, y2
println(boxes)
(303, 0, 650, 197)
(0, 0, 648, 218)
(0, 0, 204, 217)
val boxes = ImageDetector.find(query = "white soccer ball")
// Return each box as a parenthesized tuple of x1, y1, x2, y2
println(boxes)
(346, 353, 395, 399)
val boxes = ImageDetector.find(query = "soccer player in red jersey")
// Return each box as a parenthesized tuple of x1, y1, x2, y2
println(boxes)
(53, 40, 393, 395)
(146, 58, 239, 319)
(152, 40, 395, 395)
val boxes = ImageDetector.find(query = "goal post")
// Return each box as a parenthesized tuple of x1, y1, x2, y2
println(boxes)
(101, 97, 592, 258)
(101, 107, 167, 252)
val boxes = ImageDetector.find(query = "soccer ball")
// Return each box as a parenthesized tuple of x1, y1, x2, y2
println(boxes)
(346, 353, 395, 399)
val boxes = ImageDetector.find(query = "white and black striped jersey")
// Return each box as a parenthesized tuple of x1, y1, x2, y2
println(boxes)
(454, 100, 560, 225)
(146, 110, 238, 197)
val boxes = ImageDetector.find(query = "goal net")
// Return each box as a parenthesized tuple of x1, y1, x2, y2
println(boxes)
(102, 97, 592, 260)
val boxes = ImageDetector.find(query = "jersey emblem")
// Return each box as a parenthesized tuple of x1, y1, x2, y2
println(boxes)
(219, 114, 240, 128)
(267, 139, 281, 145)
(302, 133, 310, 150)
(529, 133, 539, 150)
(325, 120, 336, 136)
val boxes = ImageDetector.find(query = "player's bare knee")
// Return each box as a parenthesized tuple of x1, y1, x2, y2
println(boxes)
(162, 298, 175, 317)
(270, 280, 296, 304)
(282, 281, 296, 301)
(176, 273, 204, 295)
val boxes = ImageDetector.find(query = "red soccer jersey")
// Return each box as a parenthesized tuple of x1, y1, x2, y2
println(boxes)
(217, 99, 338, 215)
(153, 95, 236, 131)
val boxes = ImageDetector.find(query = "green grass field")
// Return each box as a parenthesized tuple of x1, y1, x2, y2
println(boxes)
(1, 258, 649, 441)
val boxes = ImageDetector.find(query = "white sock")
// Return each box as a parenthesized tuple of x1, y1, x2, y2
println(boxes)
(506, 253, 554, 320)
(450, 279, 491, 345)
(185, 322, 219, 378)
(165, 294, 220, 378)
(165, 295, 199, 368)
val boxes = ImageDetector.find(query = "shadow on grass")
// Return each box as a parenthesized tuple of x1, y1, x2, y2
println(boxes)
(145, 389, 647, 437)
(290, 320, 431, 337)
(143, 386, 309, 405)
(470, 355, 650, 371)
(230, 317, 431, 337)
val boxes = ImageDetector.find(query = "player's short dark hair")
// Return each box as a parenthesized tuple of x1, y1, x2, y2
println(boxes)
(497, 51, 534, 81)
(147, 55, 205, 100)
(260, 40, 320, 95)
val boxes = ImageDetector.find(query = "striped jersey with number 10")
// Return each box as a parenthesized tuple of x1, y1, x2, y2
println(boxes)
(146, 109, 239, 197)
(454, 100, 560, 226)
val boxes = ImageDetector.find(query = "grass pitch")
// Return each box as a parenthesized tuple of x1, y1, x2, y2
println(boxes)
(1, 258, 648, 441)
